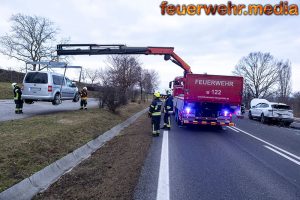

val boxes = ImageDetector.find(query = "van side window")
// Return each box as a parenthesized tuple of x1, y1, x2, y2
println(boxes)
(262, 103, 269, 108)
(25, 72, 48, 84)
(66, 78, 72, 87)
(255, 103, 261, 108)
(52, 75, 65, 85)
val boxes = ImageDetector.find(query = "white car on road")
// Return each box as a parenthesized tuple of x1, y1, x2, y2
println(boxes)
(22, 71, 79, 105)
(248, 99, 294, 126)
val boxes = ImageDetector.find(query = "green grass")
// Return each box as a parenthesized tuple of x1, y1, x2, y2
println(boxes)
(0, 102, 148, 192)
(0, 82, 14, 99)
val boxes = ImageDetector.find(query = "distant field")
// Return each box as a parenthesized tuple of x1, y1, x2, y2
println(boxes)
(0, 82, 14, 99)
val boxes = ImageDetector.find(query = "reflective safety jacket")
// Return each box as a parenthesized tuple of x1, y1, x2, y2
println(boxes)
(80, 90, 88, 100)
(164, 95, 173, 112)
(149, 98, 163, 116)
(13, 86, 22, 101)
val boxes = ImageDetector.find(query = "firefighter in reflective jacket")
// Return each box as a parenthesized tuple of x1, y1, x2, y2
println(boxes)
(12, 83, 23, 114)
(79, 87, 88, 110)
(149, 91, 163, 137)
(162, 89, 173, 130)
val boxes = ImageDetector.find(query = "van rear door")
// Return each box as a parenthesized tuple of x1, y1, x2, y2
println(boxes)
(23, 72, 49, 96)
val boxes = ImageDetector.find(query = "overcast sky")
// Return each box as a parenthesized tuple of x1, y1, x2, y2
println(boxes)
(0, 0, 299, 92)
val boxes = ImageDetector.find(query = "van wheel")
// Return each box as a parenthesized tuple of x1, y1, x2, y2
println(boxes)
(73, 93, 80, 102)
(284, 122, 292, 127)
(260, 114, 267, 124)
(248, 111, 253, 120)
(24, 99, 34, 104)
(52, 93, 61, 105)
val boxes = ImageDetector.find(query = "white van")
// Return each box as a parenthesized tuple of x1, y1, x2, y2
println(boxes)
(22, 71, 79, 105)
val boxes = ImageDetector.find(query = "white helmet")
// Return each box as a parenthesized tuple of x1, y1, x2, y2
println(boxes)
(12, 83, 17, 88)
(83, 87, 87, 90)
(166, 89, 172, 95)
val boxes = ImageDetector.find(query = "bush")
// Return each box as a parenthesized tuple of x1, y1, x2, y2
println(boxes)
(98, 86, 122, 113)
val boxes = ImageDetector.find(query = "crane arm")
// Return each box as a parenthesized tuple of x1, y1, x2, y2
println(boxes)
(56, 44, 192, 74)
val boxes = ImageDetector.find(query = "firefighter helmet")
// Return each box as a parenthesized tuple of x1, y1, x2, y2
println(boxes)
(83, 87, 87, 90)
(154, 91, 160, 98)
(166, 89, 172, 95)
(12, 83, 17, 88)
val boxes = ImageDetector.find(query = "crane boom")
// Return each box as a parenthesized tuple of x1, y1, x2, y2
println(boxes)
(56, 44, 192, 74)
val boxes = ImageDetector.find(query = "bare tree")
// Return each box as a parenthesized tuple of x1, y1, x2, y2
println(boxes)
(138, 69, 147, 101)
(51, 37, 72, 64)
(277, 60, 292, 103)
(137, 69, 160, 102)
(144, 69, 159, 93)
(80, 68, 88, 83)
(85, 68, 100, 85)
(0, 14, 59, 71)
(98, 55, 159, 109)
(105, 55, 142, 104)
(233, 52, 278, 98)
(106, 55, 142, 88)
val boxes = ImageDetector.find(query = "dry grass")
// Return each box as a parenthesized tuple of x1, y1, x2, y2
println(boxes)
(0, 82, 14, 99)
(0, 102, 148, 192)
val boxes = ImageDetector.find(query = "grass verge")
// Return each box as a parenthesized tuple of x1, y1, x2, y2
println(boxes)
(0, 82, 14, 99)
(34, 114, 152, 200)
(0, 102, 148, 192)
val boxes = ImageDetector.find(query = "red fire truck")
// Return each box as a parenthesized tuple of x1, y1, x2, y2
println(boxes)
(57, 44, 243, 127)
(170, 74, 243, 126)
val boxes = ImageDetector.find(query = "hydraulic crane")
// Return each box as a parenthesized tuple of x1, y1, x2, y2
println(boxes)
(56, 44, 243, 127)
(56, 44, 192, 75)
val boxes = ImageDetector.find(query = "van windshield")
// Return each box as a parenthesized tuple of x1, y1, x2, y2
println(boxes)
(25, 72, 48, 84)
(272, 104, 291, 110)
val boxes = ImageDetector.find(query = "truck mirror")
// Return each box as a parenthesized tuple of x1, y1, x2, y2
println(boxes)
(169, 81, 172, 88)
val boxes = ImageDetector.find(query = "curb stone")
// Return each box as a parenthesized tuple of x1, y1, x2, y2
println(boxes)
(0, 108, 148, 200)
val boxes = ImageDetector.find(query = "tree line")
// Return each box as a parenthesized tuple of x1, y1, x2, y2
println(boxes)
(83, 55, 159, 112)
(0, 13, 159, 112)
(233, 52, 299, 116)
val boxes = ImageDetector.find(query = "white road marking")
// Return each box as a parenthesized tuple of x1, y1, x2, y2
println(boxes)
(156, 130, 170, 200)
(228, 126, 239, 132)
(264, 145, 300, 166)
(232, 126, 300, 161)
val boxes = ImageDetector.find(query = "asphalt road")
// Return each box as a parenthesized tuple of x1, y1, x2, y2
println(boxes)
(134, 115, 300, 200)
(0, 98, 99, 122)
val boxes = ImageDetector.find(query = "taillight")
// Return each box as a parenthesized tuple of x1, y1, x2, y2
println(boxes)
(48, 85, 52, 92)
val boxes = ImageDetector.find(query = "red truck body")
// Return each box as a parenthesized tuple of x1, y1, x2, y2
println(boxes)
(172, 74, 243, 126)
(184, 74, 243, 104)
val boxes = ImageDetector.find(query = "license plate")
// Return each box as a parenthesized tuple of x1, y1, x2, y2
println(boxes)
(30, 87, 41, 92)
